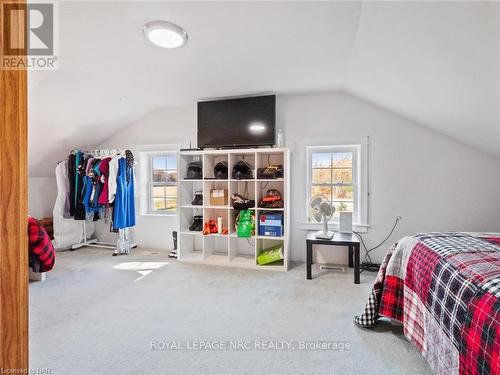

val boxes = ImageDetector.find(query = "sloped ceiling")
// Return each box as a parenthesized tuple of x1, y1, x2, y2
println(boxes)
(29, 1, 500, 176)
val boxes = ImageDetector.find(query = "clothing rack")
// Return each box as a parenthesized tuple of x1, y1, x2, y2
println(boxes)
(69, 148, 136, 255)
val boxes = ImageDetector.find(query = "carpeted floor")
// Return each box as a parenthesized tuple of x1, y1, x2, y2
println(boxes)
(30, 248, 431, 375)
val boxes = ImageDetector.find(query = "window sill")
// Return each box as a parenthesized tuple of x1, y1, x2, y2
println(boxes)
(141, 212, 178, 218)
(299, 222, 369, 233)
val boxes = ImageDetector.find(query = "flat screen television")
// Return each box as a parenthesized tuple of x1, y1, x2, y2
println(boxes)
(197, 95, 276, 148)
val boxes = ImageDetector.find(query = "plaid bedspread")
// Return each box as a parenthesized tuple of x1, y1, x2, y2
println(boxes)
(355, 232, 500, 375)
(28, 216, 55, 272)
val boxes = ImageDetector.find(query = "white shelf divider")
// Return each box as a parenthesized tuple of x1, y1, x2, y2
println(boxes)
(178, 148, 290, 271)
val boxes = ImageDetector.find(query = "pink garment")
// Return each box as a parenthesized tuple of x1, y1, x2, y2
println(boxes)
(98, 157, 112, 205)
(85, 157, 94, 175)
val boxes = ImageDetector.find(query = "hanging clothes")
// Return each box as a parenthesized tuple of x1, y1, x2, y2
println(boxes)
(53, 159, 95, 250)
(73, 151, 88, 220)
(55, 160, 71, 218)
(113, 156, 135, 229)
(68, 153, 76, 216)
(108, 156, 119, 203)
(56, 149, 136, 237)
(98, 157, 112, 205)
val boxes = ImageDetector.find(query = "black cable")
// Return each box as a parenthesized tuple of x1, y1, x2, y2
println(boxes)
(353, 216, 401, 272)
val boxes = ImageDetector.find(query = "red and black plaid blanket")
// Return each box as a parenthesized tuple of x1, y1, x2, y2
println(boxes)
(355, 232, 499, 375)
(28, 216, 55, 272)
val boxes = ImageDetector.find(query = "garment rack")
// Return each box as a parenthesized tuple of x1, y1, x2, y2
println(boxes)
(69, 148, 136, 255)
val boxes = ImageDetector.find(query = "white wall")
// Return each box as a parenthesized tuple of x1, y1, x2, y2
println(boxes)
(94, 106, 196, 250)
(78, 92, 500, 262)
(280, 92, 500, 262)
(29, 177, 57, 219)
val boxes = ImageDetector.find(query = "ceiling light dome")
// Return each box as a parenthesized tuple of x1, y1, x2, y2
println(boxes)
(143, 21, 188, 49)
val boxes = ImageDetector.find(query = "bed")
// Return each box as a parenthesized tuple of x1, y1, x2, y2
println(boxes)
(355, 232, 499, 375)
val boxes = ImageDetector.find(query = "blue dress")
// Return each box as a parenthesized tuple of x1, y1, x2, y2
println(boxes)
(113, 157, 135, 229)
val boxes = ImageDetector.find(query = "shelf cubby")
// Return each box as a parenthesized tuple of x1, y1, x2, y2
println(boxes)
(230, 209, 256, 236)
(179, 233, 204, 261)
(257, 180, 285, 207)
(180, 153, 203, 180)
(256, 238, 285, 268)
(229, 152, 256, 180)
(229, 237, 256, 266)
(256, 209, 284, 239)
(204, 180, 229, 207)
(203, 207, 230, 234)
(179, 206, 203, 233)
(256, 150, 285, 174)
(203, 153, 229, 180)
(179, 179, 203, 207)
(204, 235, 229, 264)
(229, 180, 256, 207)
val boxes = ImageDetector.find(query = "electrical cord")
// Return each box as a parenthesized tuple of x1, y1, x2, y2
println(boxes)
(353, 216, 402, 272)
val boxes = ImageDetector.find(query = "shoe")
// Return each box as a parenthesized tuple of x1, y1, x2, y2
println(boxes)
(231, 193, 255, 210)
(191, 191, 203, 206)
(189, 215, 203, 232)
(169, 249, 177, 259)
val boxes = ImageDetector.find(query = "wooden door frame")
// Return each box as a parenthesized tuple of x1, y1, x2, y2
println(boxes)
(0, 0, 29, 371)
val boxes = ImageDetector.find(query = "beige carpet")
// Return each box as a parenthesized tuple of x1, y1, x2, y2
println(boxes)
(30, 248, 431, 375)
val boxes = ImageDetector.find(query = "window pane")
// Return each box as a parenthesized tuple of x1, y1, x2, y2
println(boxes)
(312, 168, 332, 184)
(164, 186, 177, 197)
(151, 154, 177, 213)
(311, 186, 332, 200)
(311, 153, 332, 168)
(152, 186, 177, 198)
(333, 201, 353, 213)
(153, 198, 165, 210)
(333, 168, 352, 184)
(153, 155, 166, 170)
(152, 156, 167, 183)
(152, 186, 165, 198)
(153, 198, 177, 211)
(333, 185, 353, 200)
(166, 170, 177, 183)
(328, 201, 353, 220)
(166, 155, 176, 170)
(333, 152, 352, 168)
(153, 155, 177, 183)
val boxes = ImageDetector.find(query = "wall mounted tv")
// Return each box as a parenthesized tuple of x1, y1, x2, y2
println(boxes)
(197, 95, 276, 148)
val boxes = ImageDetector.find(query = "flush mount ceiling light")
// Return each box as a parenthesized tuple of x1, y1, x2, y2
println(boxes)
(143, 21, 188, 49)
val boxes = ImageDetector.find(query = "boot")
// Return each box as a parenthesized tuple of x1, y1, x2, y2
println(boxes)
(189, 215, 203, 232)
(191, 191, 203, 206)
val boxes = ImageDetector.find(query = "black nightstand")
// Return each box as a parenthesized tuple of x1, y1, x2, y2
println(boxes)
(306, 231, 361, 284)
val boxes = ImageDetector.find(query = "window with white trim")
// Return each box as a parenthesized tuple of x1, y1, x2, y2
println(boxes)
(149, 153, 177, 213)
(307, 144, 367, 225)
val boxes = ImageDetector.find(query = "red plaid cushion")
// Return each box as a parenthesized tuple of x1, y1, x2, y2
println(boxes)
(28, 217, 55, 272)
(379, 275, 405, 322)
(460, 291, 500, 375)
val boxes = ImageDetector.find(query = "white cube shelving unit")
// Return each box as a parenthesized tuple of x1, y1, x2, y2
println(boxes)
(178, 148, 290, 271)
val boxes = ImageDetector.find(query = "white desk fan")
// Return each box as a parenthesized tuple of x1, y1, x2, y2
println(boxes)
(309, 194, 335, 240)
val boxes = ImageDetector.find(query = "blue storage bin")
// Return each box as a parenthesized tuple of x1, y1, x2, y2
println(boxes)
(258, 212, 284, 237)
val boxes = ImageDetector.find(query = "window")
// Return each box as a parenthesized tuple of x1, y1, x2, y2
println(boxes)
(150, 153, 177, 213)
(307, 144, 367, 226)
